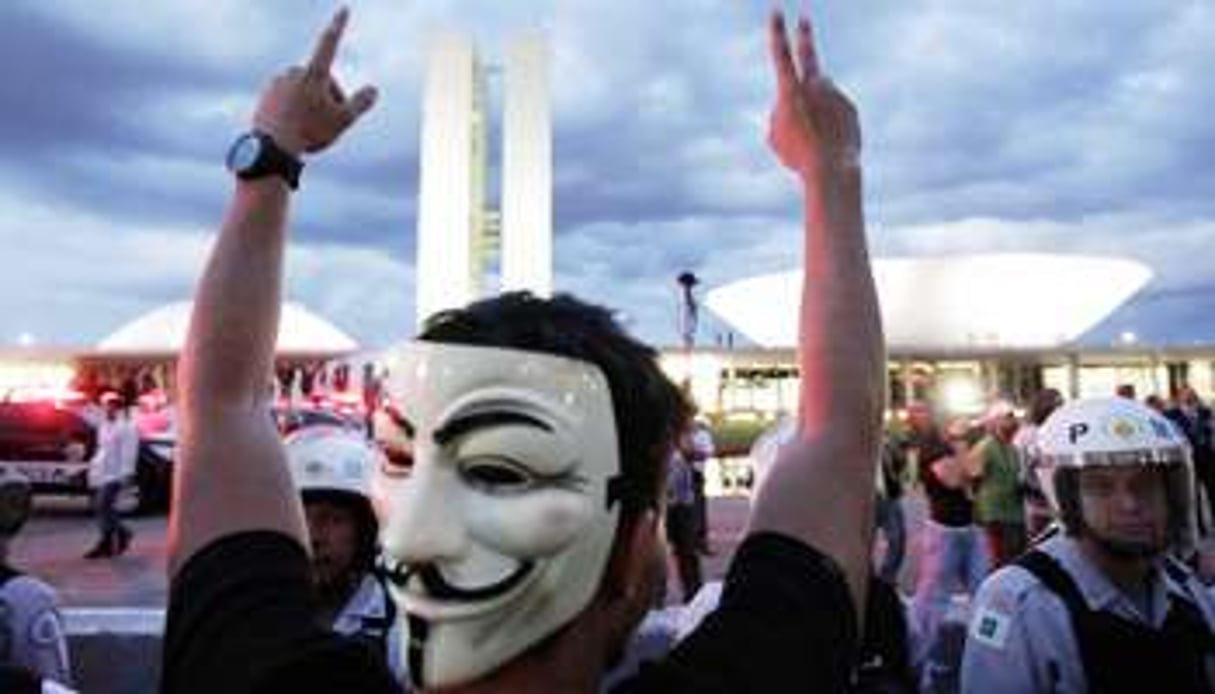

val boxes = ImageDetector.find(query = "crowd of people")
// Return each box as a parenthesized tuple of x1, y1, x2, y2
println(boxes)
(869, 386, 1215, 691)
(1, 4, 1212, 692)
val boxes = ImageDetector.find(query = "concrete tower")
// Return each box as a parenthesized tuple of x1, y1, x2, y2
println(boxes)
(415, 34, 481, 327)
(500, 33, 552, 297)
(414, 32, 552, 329)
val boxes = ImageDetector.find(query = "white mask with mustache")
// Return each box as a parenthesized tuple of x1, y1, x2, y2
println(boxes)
(371, 341, 623, 688)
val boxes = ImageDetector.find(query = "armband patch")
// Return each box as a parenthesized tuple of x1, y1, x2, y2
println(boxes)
(29, 609, 63, 647)
(971, 607, 1011, 650)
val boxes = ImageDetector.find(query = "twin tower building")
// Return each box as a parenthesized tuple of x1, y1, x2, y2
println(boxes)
(415, 33, 553, 328)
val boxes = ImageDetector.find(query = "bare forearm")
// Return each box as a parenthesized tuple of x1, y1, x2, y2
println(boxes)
(748, 165, 884, 618)
(180, 179, 288, 412)
(170, 178, 304, 574)
(801, 167, 883, 596)
(799, 168, 884, 443)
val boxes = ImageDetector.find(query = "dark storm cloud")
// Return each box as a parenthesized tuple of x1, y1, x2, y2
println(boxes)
(849, 1, 1215, 228)
(0, 4, 411, 248)
(0, 5, 233, 158)
(0, 4, 243, 233)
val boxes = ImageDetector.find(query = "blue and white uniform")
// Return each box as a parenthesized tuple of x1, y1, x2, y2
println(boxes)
(961, 534, 1215, 693)
(0, 571, 72, 689)
(332, 573, 405, 685)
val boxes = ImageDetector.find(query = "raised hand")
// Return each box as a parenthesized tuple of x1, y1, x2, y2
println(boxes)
(767, 11, 861, 180)
(253, 7, 378, 155)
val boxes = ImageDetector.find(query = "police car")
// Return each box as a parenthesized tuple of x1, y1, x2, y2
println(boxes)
(0, 399, 94, 491)
(0, 398, 173, 514)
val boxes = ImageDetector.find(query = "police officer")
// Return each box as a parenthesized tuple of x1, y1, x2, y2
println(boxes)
(284, 425, 404, 683)
(960, 397, 1215, 692)
(0, 469, 73, 691)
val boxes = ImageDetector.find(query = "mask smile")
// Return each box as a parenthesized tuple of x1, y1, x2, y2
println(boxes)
(379, 554, 537, 617)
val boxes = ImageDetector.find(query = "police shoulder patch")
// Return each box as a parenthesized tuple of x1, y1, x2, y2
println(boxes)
(970, 606, 1012, 650)
(28, 609, 63, 647)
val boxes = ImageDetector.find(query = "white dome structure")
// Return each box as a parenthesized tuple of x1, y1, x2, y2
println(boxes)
(706, 254, 1151, 351)
(97, 301, 358, 356)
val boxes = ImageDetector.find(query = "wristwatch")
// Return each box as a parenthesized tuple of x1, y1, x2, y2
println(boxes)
(225, 131, 304, 190)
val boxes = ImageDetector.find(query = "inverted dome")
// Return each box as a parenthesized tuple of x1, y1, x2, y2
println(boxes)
(97, 301, 358, 356)
(706, 254, 1151, 350)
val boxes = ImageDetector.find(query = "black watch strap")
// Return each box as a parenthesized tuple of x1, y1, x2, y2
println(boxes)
(230, 131, 304, 190)
(257, 132, 303, 190)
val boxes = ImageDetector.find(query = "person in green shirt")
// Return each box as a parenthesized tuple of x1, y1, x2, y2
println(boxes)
(968, 403, 1027, 568)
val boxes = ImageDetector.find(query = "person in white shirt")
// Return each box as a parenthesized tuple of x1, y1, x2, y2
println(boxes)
(84, 392, 138, 559)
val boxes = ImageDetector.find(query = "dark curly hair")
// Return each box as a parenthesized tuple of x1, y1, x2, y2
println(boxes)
(419, 291, 691, 518)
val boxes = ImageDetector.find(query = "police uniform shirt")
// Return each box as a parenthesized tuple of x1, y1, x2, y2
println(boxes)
(599, 606, 684, 692)
(0, 573, 72, 688)
(332, 573, 405, 684)
(959, 534, 1215, 693)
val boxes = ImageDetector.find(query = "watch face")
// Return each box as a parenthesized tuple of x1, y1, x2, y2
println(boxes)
(226, 133, 262, 173)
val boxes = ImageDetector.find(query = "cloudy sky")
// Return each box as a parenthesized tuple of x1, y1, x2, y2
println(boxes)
(2, 0, 1213, 351)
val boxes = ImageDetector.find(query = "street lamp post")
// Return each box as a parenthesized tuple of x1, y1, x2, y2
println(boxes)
(676, 271, 700, 395)
(676, 271, 700, 351)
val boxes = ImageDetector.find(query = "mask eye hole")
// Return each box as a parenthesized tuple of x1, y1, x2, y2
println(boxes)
(460, 458, 533, 493)
(379, 445, 415, 478)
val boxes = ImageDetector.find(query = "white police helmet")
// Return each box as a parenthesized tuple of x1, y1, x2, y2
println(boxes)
(284, 425, 378, 499)
(1037, 396, 1194, 554)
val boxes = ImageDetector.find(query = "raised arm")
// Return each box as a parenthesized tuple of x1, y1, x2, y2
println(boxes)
(168, 8, 376, 575)
(746, 11, 885, 616)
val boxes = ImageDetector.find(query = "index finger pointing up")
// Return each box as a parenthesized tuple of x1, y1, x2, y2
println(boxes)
(307, 6, 349, 77)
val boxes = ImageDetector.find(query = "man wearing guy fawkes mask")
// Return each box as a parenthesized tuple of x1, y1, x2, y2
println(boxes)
(369, 299, 688, 689)
(961, 397, 1215, 693)
(163, 7, 883, 694)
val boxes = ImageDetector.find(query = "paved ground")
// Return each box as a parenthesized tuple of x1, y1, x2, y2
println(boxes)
(12, 495, 170, 608)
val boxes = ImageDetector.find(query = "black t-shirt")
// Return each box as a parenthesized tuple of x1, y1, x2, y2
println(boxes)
(164, 531, 857, 693)
(613, 532, 858, 693)
(162, 531, 402, 694)
(920, 462, 975, 527)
